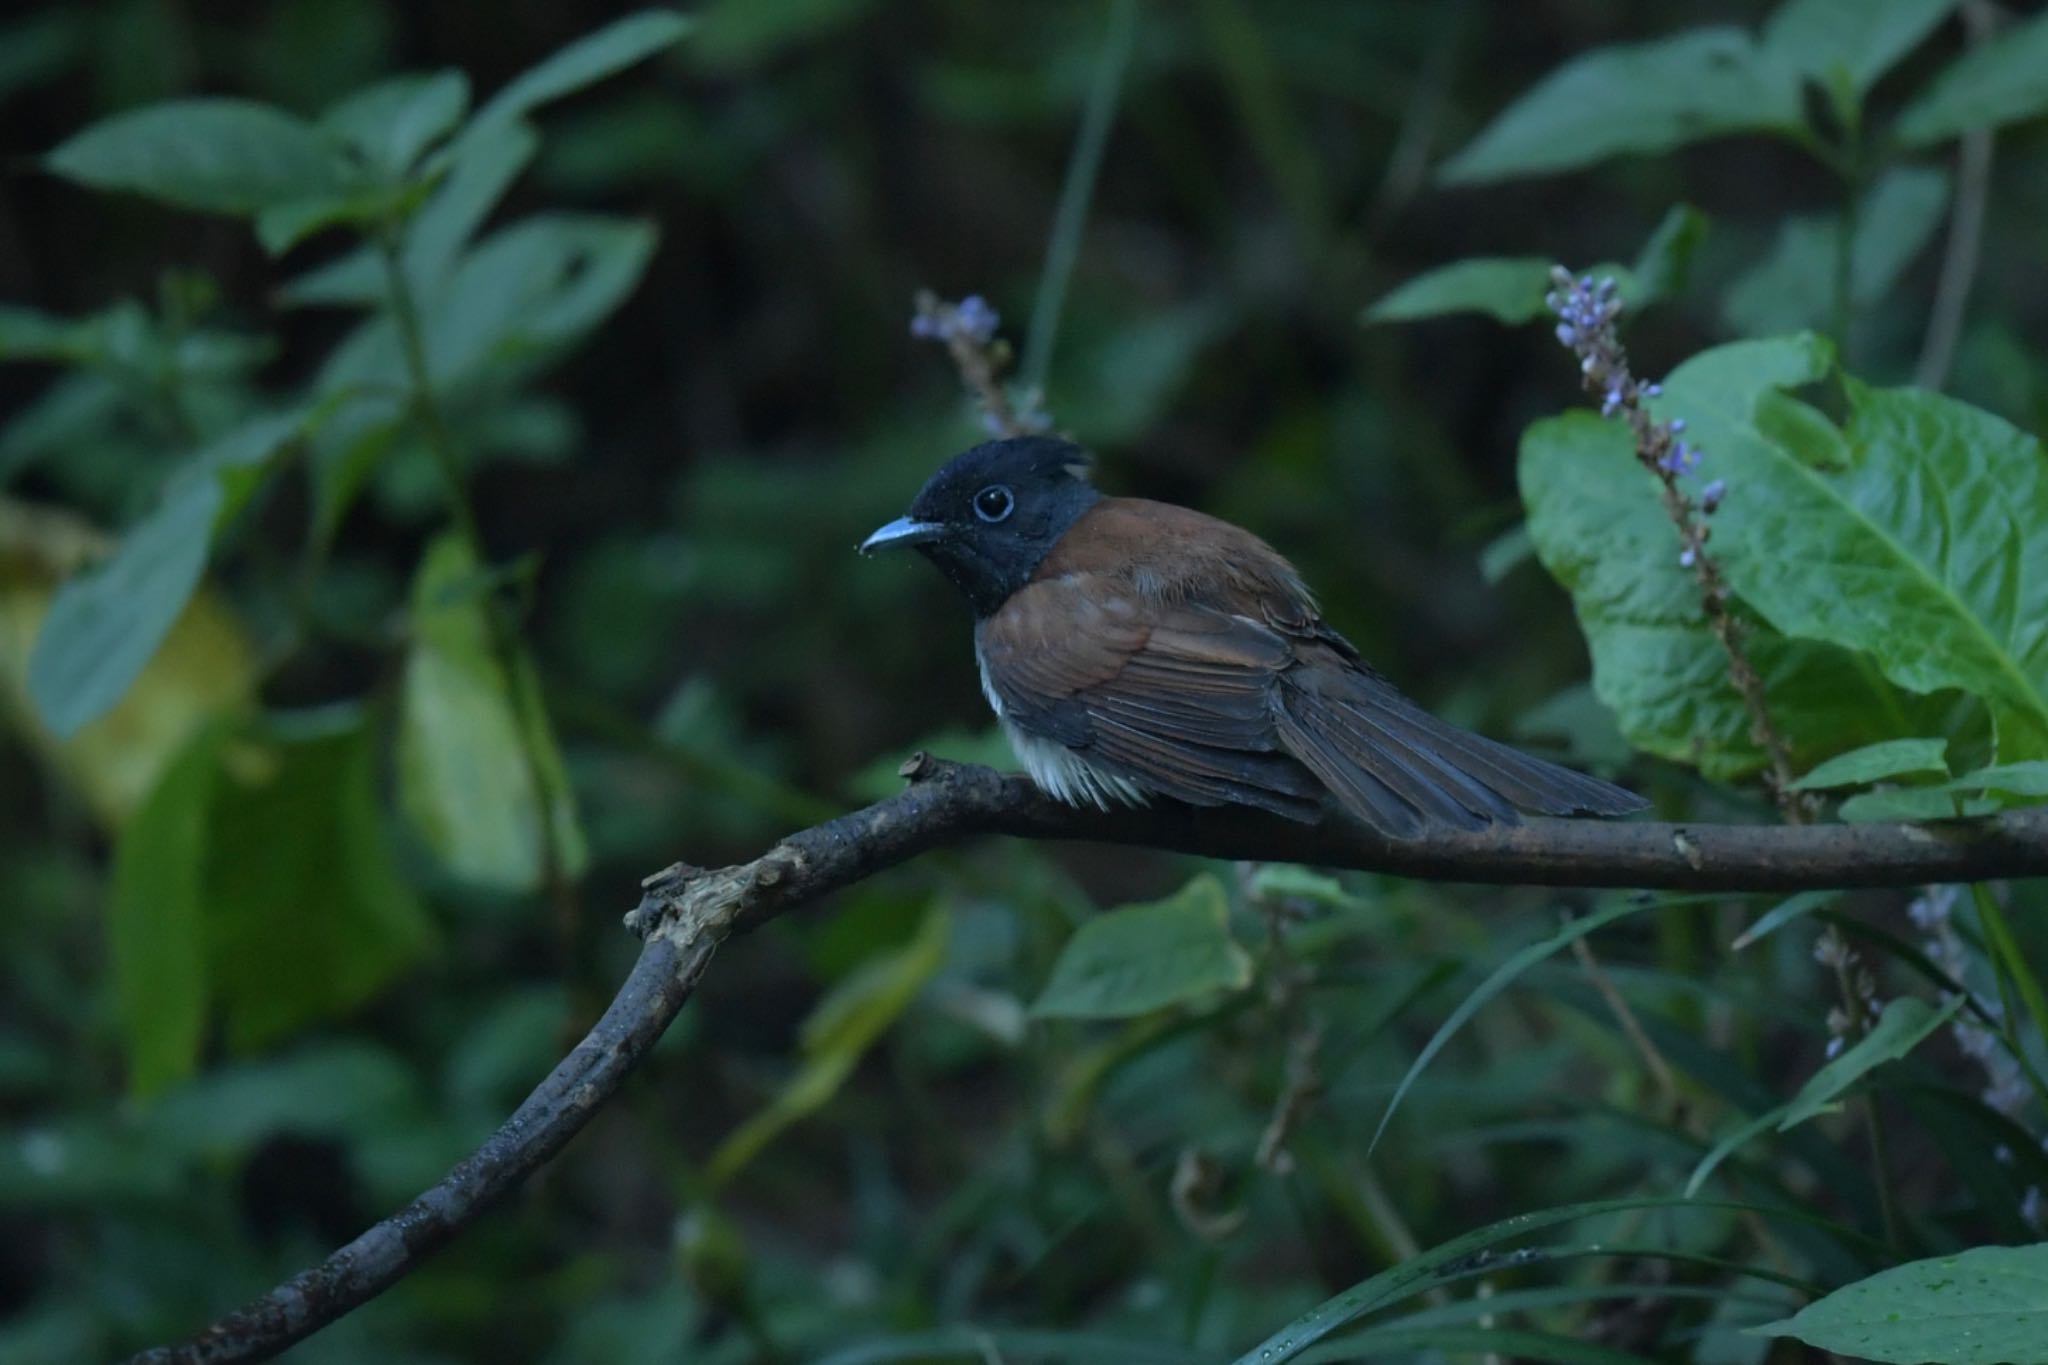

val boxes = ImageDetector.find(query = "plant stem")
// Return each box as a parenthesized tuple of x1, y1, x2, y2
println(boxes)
(377, 235, 580, 937)
(1916, 0, 2000, 391)
(1022, 0, 1140, 394)
(1829, 146, 1862, 365)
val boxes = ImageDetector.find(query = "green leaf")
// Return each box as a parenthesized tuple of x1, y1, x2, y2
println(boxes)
(397, 534, 587, 893)
(1230, 1196, 1801, 1364)
(1685, 1104, 1793, 1197)
(1780, 995, 1964, 1128)
(708, 907, 949, 1186)
(1030, 874, 1253, 1020)
(1733, 889, 1843, 951)
(1519, 408, 1949, 779)
(1721, 166, 1949, 336)
(1689, 995, 1963, 1193)
(425, 214, 659, 385)
(46, 97, 354, 214)
(1662, 342, 2048, 761)
(1762, 0, 1955, 97)
(1791, 738, 1950, 790)
(1369, 897, 1650, 1152)
(1898, 10, 2048, 145)
(279, 117, 541, 310)
(204, 709, 436, 1049)
(1835, 761, 2048, 821)
(1438, 29, 1803, 185)
(109, 724, 224, 1096)
(1628, 203, 1710, 304)
(1838, 786, 1997, 822)
(0, 303, 102, 364)
(1369, 208, 1708, 328)
(403, 117, 540, 288)
(1366, 257, 1563, 325)
(26, 411, 303, 736)
(323, 70, 471, 181)
(468, 10, 692, 134)
(1755, 1243, 2048, 1363)
(1959, 761, 2048, 798)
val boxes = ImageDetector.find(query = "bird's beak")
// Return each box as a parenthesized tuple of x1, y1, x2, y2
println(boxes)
(859, 516, 946, 555)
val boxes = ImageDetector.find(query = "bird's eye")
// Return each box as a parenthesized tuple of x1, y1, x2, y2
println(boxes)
(973, 484, 1014, 523)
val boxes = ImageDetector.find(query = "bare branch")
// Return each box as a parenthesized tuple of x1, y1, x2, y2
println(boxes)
(129, 758, 2048, 1363)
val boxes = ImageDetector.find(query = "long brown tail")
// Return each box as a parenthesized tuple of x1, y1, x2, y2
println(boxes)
(1273, 671, 1647, 839)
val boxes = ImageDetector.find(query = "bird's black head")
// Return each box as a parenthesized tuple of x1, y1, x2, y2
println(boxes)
(860, 436, 1101, 616)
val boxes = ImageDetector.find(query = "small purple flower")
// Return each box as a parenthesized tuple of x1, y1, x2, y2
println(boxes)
(1668, 419, 1686, 435)
(953, 295, 1000, 344)
(910, 313, 940, 339)
(1643, 382, 1662, 398)
(1701, 479, 1727, 514)
(1679, 547, 1697, 569)
(979, 410, 1008, 437)
(1656, 441, 1700, 475)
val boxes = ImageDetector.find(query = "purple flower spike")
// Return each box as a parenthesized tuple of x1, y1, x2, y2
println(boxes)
(954, 295, 1000, 344)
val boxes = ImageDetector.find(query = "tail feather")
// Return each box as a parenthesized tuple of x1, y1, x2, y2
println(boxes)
(1275, 672, 1646, 837)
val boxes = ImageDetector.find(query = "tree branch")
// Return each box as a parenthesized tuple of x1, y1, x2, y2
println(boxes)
(129, 758, 2048, 1364)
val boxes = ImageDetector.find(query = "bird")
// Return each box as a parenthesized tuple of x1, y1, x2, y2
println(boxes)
(859, 435, 1645, 839)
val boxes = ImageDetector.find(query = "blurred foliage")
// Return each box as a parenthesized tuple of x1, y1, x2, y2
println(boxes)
(5, 1, 2048, 1362)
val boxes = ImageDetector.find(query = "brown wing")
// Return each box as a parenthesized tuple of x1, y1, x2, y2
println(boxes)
(977, 577, 1327, 822)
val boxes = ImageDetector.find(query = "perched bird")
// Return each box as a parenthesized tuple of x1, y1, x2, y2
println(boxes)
(860, 436, 1645, 839)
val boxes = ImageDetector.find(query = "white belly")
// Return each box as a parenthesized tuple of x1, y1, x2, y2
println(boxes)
(975, 636, 1148, 811)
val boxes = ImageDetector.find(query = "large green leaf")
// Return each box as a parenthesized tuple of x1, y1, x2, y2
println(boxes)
(26, 412, 303, 736)
(204, 709, 436, 1049)
(1519, 410, 1947, 779)
(1755, 1243, 2048, 1363)
(1660, 338, 2048, 760)
(1031, 873, 1253, 1020)
(46, 98, 354, 214)
(1897, 10, 2048, 145)
(1438, 29, 1803, 185)
(1762, 0, 1955, 98)
(707, 906, 949, 1185)
(398, 534, 587, 892)
(109, 724, 224, 1096)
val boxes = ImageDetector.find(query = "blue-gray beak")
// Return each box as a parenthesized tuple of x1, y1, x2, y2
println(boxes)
(859, 516, 946, 555)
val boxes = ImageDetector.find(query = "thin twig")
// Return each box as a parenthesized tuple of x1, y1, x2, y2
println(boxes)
(1569, 932, 1680, 1116)
(129, 759, 2048, 1363)
(1915, 0, 2002, 391)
